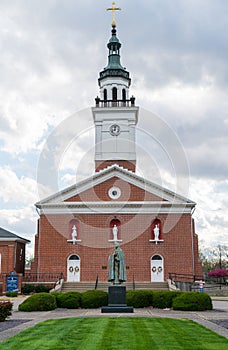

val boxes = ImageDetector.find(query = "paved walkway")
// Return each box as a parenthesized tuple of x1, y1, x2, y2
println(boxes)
(0, 297, 227, 342)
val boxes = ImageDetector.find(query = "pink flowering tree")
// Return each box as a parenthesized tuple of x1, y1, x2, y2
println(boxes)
(208, 269, 228, 284)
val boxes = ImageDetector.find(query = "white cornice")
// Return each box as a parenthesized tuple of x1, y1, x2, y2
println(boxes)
(38, 201, 194, 215)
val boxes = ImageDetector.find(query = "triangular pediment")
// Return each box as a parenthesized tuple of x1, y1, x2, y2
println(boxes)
(36, 164, 195, 209)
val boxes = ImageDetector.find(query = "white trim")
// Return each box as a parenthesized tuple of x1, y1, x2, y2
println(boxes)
(0, 238, 29, 243)
(67, 239, 82, 244)
(149, 240, 164, 244)
(108, 239, 123, 243)
(38, 201, 193, 215)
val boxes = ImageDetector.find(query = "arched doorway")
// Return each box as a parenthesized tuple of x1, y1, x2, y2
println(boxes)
(151, 254, 164, 282)
(67, 254, 80, 282)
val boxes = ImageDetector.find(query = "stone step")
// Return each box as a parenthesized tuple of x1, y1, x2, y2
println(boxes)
(61, 281, 168, 293)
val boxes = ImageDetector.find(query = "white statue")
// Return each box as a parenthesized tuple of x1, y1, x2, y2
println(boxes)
(153, 224, 160, 241)
(112, 224, 118, 241)
(72, 225, 77, 243)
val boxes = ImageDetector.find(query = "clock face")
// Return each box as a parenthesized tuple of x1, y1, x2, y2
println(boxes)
(109, 124, 121, 136)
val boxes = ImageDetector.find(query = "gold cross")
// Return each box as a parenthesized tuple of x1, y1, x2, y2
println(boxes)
(106, 2, 121, 28)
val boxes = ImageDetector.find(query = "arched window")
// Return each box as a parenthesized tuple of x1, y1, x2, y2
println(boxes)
(122, 89, 126, 101)
(110, 218, 121, 241)
(112, 87, 117, 101)
(152, 255, 162, 261)
(69, 219, 80, 240)
(151, 219, 162, 240)
(68, 254, 80, 261)
(103, 89, 107, 101)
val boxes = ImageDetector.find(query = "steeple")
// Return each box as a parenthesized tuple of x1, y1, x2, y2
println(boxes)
(95, 25, 134, 107)
(99, 26, 131, 86)
(92, 10, 139, 173)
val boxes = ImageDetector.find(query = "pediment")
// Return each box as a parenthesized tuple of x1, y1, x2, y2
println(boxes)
(36, 164, 195, 209)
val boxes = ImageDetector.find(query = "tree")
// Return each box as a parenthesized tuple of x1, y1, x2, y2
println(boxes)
(199, 242, 228, 277)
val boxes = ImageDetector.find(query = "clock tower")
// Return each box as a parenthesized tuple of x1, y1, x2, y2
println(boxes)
(92, 24, 139, 172)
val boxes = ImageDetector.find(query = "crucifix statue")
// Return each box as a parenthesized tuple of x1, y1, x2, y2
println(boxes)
(106, 2, 121, 28)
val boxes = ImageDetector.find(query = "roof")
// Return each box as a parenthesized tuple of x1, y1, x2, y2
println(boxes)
(36, 164, 196, 215)
(0, 227, 30, 244)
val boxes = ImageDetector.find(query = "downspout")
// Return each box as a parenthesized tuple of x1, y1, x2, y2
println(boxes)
(191, 207, 196, 279)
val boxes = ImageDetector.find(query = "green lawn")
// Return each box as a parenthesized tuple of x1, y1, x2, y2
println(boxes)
(1, 318, 227, 350)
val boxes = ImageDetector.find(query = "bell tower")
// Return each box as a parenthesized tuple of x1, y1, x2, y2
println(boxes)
(92, 16, 139, 172)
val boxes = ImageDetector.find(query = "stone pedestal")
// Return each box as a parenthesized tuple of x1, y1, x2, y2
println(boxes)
(101, 285, 134, 313)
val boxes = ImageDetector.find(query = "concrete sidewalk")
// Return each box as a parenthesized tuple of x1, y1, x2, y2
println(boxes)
(0, 297, 227, 342)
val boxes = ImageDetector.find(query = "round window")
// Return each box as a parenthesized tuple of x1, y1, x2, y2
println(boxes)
(108, 187, 121, 199)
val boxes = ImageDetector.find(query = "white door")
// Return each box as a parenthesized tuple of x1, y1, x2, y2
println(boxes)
(67, 255, 80, 282)
(151, 255, 164, 282)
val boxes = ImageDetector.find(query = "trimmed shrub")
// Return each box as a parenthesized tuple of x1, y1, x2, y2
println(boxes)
(5, 291, 18, 297)
(18, 293, 57, 312)
(34, 285, 50, 293)
(50, 292, 63, 308)
(21, 284, 35, 295)
(57, 292, 81, 309)
(172, 292, 213, 311)
(152, 291, 181, 309)
(22, 284, 50, 295)
(0, 301, 13, 321)
(126, 290, 153, 308)
(81, 290, 108, 309)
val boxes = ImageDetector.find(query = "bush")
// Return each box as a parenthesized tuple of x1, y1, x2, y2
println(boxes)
(126, 290, 153, 308)
(0, 301, 13, 321)
(172, 292, 213, 311)
(22, 284, 50, 295)
(18, 293, 57, 312)
(57, 292, 81, 309)
(5, 291, 18, 297)
(152, 291, 181, 309)
(22, 284, 35, 295)
(34, 285, 50, 293)
(81, 290, 108, 309)
(50, 292, 63, 307)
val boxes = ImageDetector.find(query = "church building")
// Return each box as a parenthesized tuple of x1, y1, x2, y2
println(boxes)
(31, 14, 202, 288)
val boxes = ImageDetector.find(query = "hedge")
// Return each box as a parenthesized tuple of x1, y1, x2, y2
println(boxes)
(5, 292, 18, 298)
(81, 290, 108, 308)
(17, 290, 213, 312)
(172, 292, 213, 311)
(19, 293, 57, 312)
(152, 290, 181, 309)
(126, 290, 153, 308)
(56, 292, 81, 309)
(22, 284, 50, 295)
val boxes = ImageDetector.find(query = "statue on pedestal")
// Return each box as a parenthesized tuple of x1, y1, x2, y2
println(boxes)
(108, 243, 126, 284)
(72, 225, 77, 244)
(112, 224, 118, 241)
(153, 224, 160, 241)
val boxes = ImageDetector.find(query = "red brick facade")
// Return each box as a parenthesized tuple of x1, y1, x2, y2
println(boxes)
(33, 166, 202, 283)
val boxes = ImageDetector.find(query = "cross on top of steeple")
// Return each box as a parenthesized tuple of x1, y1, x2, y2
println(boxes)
(106, 2, 121, 28)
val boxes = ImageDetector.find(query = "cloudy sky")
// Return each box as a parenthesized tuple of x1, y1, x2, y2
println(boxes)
(0, 0, 227, 257)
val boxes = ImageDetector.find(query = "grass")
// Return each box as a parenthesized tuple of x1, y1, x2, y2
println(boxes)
(0, 318, 228, 350)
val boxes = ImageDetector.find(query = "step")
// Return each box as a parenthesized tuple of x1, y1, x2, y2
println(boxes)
(61, 281, 168, 293)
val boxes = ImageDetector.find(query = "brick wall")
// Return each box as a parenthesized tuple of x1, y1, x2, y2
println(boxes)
(65, 177, 165, 202)
(34, 212, 201, 282)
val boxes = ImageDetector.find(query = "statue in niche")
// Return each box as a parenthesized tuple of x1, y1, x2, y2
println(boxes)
(108, 242, 126, 285)
(72, 225, 77, 243)
(112, 224, 118, 241)
(153, 224, 160, 241)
